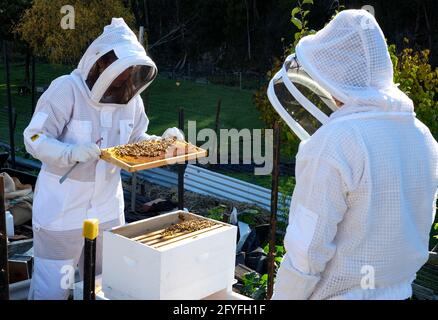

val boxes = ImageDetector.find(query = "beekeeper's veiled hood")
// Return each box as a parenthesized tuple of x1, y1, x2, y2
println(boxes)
(295, 9, 413, 113)
(75, 18, 157, 106)
(267, 9, 415, 141)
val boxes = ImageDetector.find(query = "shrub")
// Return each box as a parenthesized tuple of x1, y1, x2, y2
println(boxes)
(390, 42, 438, 139)
(255, 5, 438, 157)
(15, 0, 135, 64)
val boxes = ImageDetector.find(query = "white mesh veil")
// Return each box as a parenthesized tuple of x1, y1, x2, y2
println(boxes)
(295, 9, 414, 112)
(268, 9, 414, 140)
(76, 18, 157, 107)
(267, 54, 338, 140)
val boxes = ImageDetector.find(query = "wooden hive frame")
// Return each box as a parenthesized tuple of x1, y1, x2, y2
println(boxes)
(100, 141, 207, 172)
(111, 211, 232, 251)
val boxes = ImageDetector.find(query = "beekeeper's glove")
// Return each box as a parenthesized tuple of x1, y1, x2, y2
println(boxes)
(162, 127, 185, 141)
(71, 143, 101, 163)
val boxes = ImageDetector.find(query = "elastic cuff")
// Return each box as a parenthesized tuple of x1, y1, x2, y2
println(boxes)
(272, 255, 320, 300)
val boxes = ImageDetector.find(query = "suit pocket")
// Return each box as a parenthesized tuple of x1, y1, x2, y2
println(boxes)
(119, 120, 134, 145)
(66, 120, 92, 144)
(285, 204, 319, 274)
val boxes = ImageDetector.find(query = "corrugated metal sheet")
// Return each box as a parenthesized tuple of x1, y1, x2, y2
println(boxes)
(14, 156, 290, 217)
(184, 165, 272, 209)
(129, 165, 291, 215)
(122, 167, 177, 188)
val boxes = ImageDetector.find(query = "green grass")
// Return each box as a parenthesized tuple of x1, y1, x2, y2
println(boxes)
(0, 62, 72, 150)
(0, 62, 263, 150)
(146, 76, 263, 136)
(0, 62, 273, 188)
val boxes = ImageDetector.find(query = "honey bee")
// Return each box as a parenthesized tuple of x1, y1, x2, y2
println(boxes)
(113, 137, 177, 159)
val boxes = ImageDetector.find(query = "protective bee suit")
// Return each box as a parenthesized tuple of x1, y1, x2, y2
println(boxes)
(269, 10, 438, 300)
(23, 18, 182, 299)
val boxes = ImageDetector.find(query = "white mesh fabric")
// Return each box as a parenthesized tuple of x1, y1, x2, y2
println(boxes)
(77, 18, 148, 81)
(295, 9, 414, 113)
(23, 76, 153, 182)
(272, 8, 438, 300)
(23, 19, 159, 231)
(274, 109, 438, 300)
(30, 219, 121, 300)
(76, 18, 157, 107)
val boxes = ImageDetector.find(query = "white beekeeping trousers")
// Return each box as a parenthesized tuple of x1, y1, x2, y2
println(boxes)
(23, 18, 160, 299)
(28, 218, 121, 300)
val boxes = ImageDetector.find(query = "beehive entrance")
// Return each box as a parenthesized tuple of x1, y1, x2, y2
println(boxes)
(130, 213, 224, 249)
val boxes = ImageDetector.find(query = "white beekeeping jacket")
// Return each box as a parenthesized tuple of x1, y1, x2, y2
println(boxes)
(23, 18, 158, 231)
(272, 10, 438, 300)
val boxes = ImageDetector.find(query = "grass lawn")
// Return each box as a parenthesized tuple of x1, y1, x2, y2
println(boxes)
(0, 62, 263, 149)
(146, 74, 264, 136)
(0, 62, 280, 187)
(0, 62, 72, 149)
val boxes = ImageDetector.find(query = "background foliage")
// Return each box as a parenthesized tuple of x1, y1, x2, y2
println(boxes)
(15, 0, 135, 64)
(254, 1, 438, 160)
(390, 44, 438, 139)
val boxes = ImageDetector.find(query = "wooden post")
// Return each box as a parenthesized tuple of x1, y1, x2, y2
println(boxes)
(267, 122, 280, 299)
(0, 176, 10, 300)
(178, 108, 185, 210)
(214, 99, 222, 136)
(83, 219, 99, 300)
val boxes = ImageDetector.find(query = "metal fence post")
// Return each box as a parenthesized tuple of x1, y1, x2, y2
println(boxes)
(3, 41, 15, 168)
(31, 55, 36, 114)
(214, 99, 222, 165)
(0, 176, 10, 300)
(130, 172, 137, 212)
(267, 122, 280, 299)
(178, 108, 185, 210)
(83, 219, 99, 300)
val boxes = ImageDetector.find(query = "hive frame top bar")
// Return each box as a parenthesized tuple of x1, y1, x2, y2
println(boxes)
(106, 210, 235, 251)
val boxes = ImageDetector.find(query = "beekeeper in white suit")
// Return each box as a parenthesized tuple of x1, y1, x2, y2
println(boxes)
(23, 18, 184, 300)
(269, 10, 438, 300)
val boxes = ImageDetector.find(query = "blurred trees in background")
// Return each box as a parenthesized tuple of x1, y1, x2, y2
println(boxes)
(2, 0, 436, 71)
(0, 0, 32, 84)
(125, 0, 438, 73)
(390, 44, 438, 139)
(254, 1, 438, 158)
(0, 0, 31, 41)
(14, 0, 134, 64)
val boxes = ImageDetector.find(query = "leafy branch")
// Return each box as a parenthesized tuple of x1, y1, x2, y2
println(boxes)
(290, 0, 315, 47)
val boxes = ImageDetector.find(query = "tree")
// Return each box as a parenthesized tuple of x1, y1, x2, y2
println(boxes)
(0, 0, 31, 40)
(254, 1, 438, 159)
(15, 0, 135, 65)
(390, 42, 438, 139)
(254, 0, 319, 157)
(0, 0, 32, 84)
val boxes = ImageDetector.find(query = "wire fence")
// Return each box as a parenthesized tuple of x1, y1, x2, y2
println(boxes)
(0, 52, 294, 187)
(158, 68, 268, 91)
(1, 46, 26, 160)
(0, 54, 38, 159)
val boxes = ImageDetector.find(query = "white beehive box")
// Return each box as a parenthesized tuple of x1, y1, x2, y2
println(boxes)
(102, 211, 237, 300)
